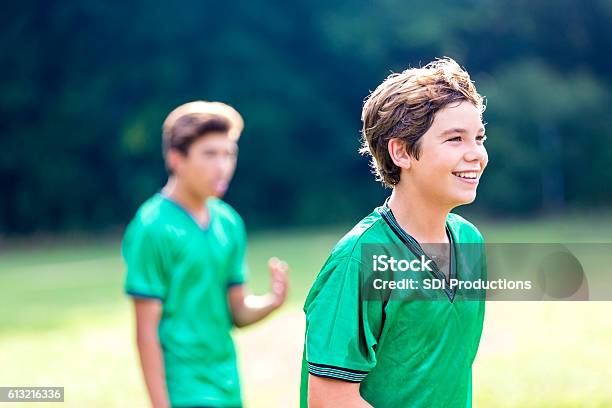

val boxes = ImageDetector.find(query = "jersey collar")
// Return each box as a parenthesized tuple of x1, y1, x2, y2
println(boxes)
(377, 197, 458, 302)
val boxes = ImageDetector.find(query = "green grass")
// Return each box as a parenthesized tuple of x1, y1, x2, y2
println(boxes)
(1, 216, 611, 407)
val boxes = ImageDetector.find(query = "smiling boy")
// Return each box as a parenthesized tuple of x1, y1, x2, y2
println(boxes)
(301, 58, 488, 407)
(122, 101, 289, 408)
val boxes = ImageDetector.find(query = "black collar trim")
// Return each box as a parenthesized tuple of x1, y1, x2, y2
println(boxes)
(377, 198, 457, 302)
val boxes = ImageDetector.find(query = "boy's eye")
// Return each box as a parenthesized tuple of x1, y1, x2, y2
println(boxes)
(447, 136, 462, 142)
(477, 135, 487, 142)
(202, 150, 238, 159)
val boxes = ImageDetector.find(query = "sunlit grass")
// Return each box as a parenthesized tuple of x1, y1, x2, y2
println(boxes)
(1, 215, 611, 407)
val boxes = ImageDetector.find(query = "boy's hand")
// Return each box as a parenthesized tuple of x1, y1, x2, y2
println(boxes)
(268, 257, 289, 308)
(228, 258, 289, 327)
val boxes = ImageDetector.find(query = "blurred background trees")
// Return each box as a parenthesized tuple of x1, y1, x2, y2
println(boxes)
(1, 0, 611, 234)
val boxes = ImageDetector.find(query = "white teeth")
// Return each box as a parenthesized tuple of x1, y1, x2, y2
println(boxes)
(454, 171, 478, 179)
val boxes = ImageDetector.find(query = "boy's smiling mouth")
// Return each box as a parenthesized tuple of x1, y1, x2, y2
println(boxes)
(452, 170, 480, 183)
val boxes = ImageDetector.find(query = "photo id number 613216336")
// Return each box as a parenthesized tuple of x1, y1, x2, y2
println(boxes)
(0, 387, 64, 402)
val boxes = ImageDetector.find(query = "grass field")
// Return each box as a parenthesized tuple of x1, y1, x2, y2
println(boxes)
(1, 214, 612, 407)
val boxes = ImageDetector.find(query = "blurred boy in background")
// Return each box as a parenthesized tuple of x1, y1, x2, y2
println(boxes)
(122, 101, 289, 408)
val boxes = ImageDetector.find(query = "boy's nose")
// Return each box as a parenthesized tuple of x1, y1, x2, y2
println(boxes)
(464, 145, 487, 163)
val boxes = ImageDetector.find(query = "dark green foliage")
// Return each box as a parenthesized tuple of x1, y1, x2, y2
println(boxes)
(1, 0, 611, 233)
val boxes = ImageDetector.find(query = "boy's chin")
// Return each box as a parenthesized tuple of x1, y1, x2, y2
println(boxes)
(209, 190, 226, 199)
(450, 193, 477, 207)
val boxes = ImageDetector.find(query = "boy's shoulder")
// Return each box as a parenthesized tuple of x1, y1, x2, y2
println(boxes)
(208, 197, 244, 228)
(122, 194, 170, 252)
(304, 209, 385, 308)
(328, 208, 388, 262)
(447, 212, 484, 243)
(126, 193, 192, 238)
(124, 195, 248, 249)
(128, 194, 167, 232)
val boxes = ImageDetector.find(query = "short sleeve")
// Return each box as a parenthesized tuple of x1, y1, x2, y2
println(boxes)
(226, 215, 249, 287)
(304, 256, 382, 382)
(122, 221, 168, 300)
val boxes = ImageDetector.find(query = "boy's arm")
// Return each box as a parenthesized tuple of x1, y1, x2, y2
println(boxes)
(227, 257, 289, 327)
(133, 298, 170, 408)
(308, 375, 373, 408)
(304, 255, 380, 407)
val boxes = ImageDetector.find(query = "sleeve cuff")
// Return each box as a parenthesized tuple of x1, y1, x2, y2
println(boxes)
(307, 362, 369, 383)
(126, 289, 164, 300)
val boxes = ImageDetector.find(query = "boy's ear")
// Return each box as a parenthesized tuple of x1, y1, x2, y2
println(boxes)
(166, 149, 184, 175)
(388, 138, 412, 170)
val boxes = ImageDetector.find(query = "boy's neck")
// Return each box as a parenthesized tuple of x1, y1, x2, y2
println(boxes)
(387, 183, 450, 244)
(162, 177, 210, 225)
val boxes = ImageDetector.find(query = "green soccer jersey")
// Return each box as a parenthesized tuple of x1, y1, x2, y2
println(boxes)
(122, 193, 248, 408)
(300, 201, 486, 408)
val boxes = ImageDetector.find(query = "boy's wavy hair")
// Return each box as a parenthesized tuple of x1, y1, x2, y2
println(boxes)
(360, 58, 485, 187)
(161, 101, 244, 174)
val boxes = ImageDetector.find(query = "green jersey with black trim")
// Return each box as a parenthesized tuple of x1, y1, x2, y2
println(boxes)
(122, 193, 248, 408)
(300, 201, 486, 408)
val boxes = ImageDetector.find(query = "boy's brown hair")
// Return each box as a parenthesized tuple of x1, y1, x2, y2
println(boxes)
(360, 58, 485, 187)
(162, 101, 244, 158)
